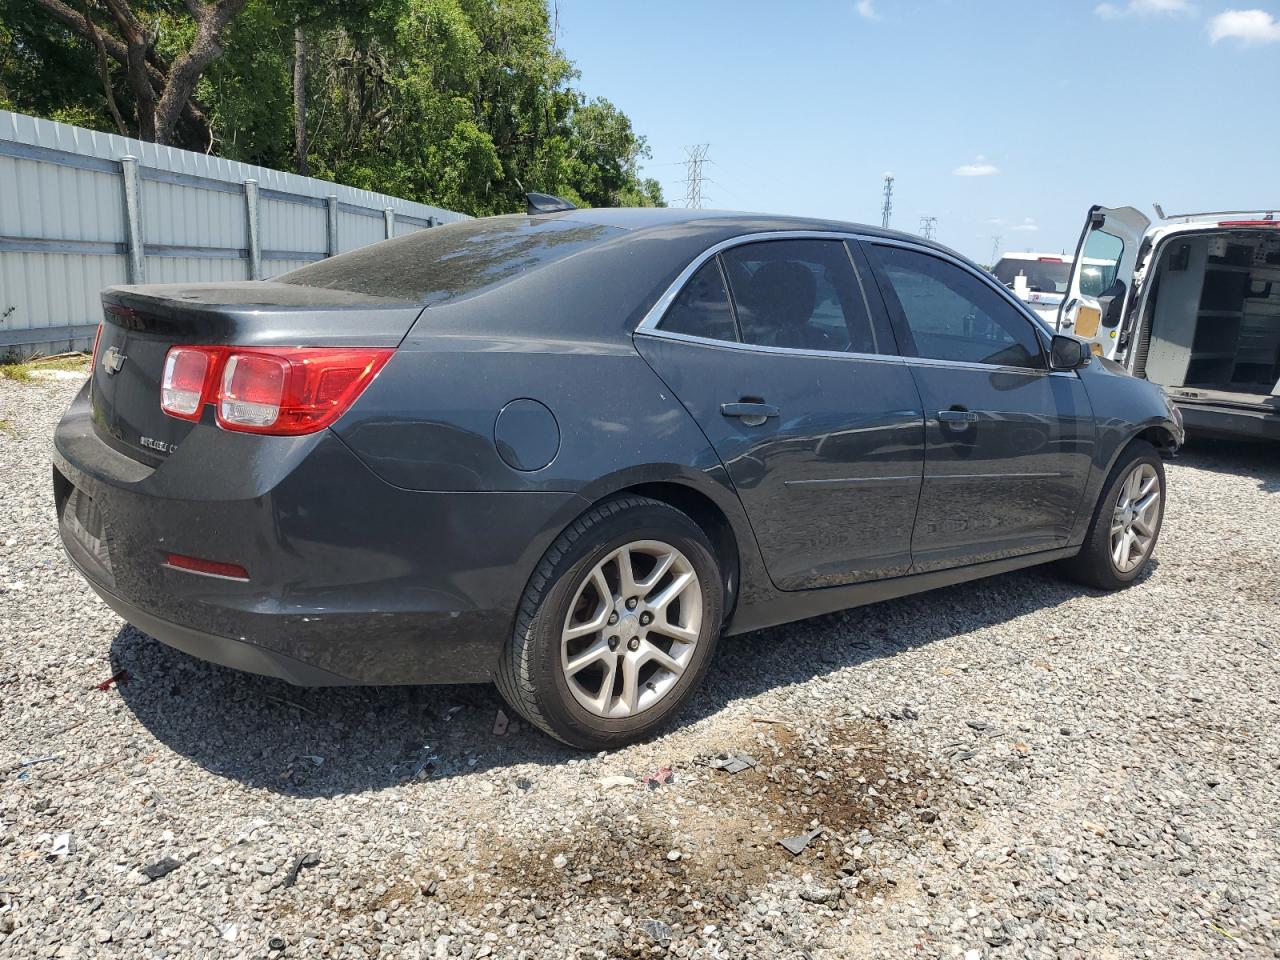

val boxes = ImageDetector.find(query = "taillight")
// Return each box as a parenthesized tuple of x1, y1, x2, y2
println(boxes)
(159, 345, 392, 435)
(1218, 219, 1278, 227)
(161, 347, 213, 420)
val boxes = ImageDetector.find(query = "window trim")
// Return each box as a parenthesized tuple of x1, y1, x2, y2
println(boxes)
(636, 230, 1062, 372)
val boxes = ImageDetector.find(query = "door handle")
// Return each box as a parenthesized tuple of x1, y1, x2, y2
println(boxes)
(937, 409, 978, 423)
(721, 401, 779, 425)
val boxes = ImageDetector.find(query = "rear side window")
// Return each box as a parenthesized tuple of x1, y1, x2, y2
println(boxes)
(660, 261, 739, 342)
(721, 239, 881, 353)
(871, 244, 1045, 369)
(278, 216, 624, 304)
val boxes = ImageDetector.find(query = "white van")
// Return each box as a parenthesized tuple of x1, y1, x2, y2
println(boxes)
(1058, 205, 1280, 442)
(991, 252, 1073, 324)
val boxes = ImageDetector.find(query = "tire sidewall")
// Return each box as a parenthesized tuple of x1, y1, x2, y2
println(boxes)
(524, 505, 723, 747)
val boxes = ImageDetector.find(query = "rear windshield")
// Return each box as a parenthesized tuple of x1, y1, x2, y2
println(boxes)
(277, 215, 624, 304)
(992, 258, 1071, 294)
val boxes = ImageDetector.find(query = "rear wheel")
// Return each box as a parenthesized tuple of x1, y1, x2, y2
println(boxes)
(1060, 440, 1166, 590)
(496, 496, 723, 750)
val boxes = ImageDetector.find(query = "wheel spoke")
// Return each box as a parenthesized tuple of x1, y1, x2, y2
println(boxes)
(636, 550, 676, 595)
(592, 655, 619, 713)
(565, 638, 611, 675)
(1112, 532, 1127, 568)
(564, 602, 610, 641)
(615, 548, 638, 598)
(652, 619, 699, 643)
(618, 656, 640, 714)
(641, 642, 684, 677)
(649, 570, 695, 613)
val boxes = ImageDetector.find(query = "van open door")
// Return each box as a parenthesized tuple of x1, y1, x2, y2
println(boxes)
(1058, 205, 1150, 359)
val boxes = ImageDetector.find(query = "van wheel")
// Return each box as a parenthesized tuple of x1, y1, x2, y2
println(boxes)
(1060, 440, 1166, 590)
(496, 495, 723, 750)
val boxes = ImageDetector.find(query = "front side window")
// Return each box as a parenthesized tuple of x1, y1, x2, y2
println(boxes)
(1079, 229, 1124, 298)
(871, 245, 1045, 369)
(659, 260, 738, 342)
(720, 239, 881, 353)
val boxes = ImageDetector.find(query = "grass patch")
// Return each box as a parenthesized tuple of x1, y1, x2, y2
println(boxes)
(1, 353, 90, 381)
(0, 419, 14, 436)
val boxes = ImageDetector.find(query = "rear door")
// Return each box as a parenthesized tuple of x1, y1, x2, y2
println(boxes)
(635, 236, 925, 591)
(863, 240, 1096, 573)
(1058, 205, 1151, 358)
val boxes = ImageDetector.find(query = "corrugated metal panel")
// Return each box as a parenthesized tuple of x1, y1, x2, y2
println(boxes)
(0, 108, 467, 355)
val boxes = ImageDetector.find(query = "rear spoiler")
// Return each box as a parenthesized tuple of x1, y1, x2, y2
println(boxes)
(1153, 203, 1278, 222)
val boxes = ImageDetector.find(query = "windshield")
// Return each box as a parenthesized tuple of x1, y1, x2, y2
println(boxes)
(992, 258, 1071, 294)
(278, 215, 625, 304)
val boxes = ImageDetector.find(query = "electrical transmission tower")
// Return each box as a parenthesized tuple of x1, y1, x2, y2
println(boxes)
(683, 145, 710, 209)
(919, 216, 937, 241)
(990, 235, 1003, 266)
(880, 174, 894, 228)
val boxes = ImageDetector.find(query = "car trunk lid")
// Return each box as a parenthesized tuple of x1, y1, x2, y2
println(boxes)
(92, 281, 422, 466)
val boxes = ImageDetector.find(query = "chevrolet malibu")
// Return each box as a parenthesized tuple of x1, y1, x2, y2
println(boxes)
(54, 205, 1184, 749)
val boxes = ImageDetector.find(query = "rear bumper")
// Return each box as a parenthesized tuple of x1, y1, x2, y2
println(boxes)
(53, 383, 588, 685)
(1176, 400, 1280, 442)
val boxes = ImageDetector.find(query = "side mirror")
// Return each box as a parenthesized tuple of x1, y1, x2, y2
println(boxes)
(1050, 334, 1091, 371)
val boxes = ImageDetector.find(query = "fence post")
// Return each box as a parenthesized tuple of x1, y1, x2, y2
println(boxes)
(244, 179, 262, 280)
(326, 195, 339, 257)
(119, 156, 145, 284)
(384, 207, 395, 239)
(427, 216, 436, 228)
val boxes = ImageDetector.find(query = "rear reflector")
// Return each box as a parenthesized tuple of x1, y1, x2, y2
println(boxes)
(161, 347, 213, 419)
(158, 345, 393, 435)
(162, 553, 249, 581)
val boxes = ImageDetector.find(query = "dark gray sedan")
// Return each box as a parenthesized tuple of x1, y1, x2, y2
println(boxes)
(53, 206, 1183, 749)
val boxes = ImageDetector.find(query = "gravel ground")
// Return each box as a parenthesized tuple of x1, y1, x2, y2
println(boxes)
(2, 373, 1277, 960)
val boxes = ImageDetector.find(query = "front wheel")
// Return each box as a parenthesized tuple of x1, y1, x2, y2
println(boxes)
(1060, 440, 1166, 590)
(496, 496, 724, 750)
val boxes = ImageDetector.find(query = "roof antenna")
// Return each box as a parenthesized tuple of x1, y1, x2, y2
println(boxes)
(525, 191, 577, 215)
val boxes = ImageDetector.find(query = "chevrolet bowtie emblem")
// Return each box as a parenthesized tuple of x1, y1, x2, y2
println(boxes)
(102, 345, 126, 375)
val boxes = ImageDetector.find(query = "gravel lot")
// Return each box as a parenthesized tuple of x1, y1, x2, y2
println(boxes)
(2, 373, 1277, 960)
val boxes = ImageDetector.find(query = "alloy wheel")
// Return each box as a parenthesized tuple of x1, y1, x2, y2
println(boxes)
(1110, 462, 1161, 574)
(560, 540, 703, 719)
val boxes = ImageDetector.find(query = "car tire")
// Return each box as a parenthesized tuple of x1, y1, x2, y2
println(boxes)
(496, 495, 724, 750)
(1059, 439, 1166, 590)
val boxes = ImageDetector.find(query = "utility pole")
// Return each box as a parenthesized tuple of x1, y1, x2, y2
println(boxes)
(918, 216, 937, 241)
(880, 174, 894, 229)
(683, 145, 710, 209)
(990, 235, 1003, 265)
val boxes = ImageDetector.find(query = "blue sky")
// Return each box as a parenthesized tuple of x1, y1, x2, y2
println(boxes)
(555, 0, 1280, 262)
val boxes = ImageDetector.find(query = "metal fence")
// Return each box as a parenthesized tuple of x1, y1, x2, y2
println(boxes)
(0, 109, 466, 357)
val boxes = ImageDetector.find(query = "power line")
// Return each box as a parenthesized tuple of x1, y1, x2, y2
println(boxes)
(683, 144, 710, 209)
(919, 216, 937, 241)
(880, 174, 894, 229)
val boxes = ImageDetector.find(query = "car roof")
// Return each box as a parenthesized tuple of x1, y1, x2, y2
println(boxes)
(543, 206, 967, 259)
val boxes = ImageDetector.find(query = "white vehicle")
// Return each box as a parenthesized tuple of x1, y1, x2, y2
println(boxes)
(1059, 205, 1280, 442)
(991, 252, 1073, 324)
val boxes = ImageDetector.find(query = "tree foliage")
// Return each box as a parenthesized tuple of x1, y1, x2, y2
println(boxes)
(0, 0, 663, 214)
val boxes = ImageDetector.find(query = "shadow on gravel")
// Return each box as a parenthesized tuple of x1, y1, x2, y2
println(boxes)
(1177, 436, 1280, 494)
(110, 562, 1090, 799)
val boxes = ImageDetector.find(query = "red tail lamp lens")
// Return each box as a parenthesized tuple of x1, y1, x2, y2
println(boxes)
(161, 347, 213, 419)
(216, 348, 393, 435)
(163, 553, 249, 581)
(156, 346, 392, 434)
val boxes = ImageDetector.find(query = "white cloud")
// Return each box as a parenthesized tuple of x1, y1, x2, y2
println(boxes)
(1096, 0, 1193, 18)
(855, 0, 879, 19)
(953, 156, 999, 177)
(1209, 9, 1280, 43)
(1010, 218, 1040, 233)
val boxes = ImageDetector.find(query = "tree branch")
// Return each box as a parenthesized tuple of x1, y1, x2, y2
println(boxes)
(77, 0, 128, 135)
(152, 0, 246, 144)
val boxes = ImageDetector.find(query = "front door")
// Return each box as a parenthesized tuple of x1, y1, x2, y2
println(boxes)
(1059, 205, 1151, 358)
(864, 241, 1096, 573)
(635, 237, 925, 590)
